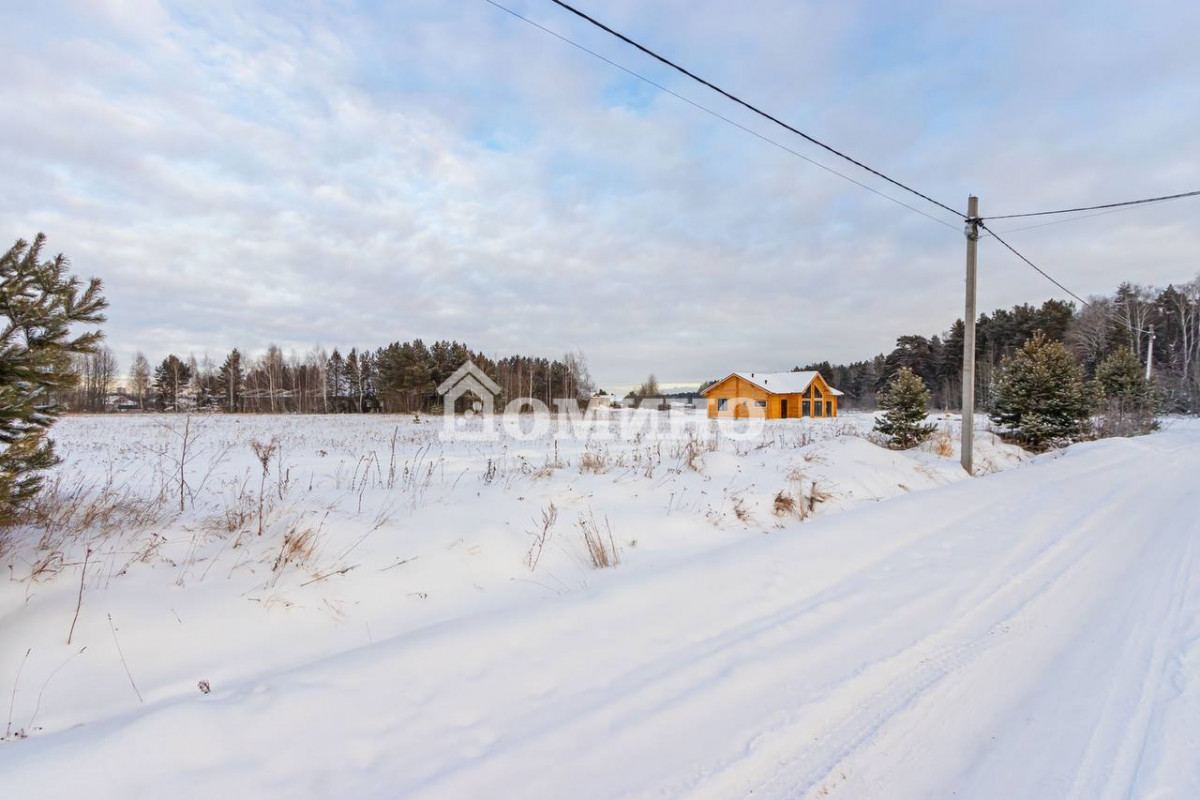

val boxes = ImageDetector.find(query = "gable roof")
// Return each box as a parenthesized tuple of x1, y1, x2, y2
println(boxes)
(436, 360, 501, 396)
(701, 371, 844, 396)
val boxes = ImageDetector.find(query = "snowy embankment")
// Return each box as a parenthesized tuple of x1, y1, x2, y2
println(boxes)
(5, 413, 1198, 798)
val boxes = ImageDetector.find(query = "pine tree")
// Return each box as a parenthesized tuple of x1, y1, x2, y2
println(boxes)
(154, 354, 194, 411)
(346, 349, 363, 412)
(1095, 347, 1150, 403)
(326, 348, 346, 409)
(217, 349, 243, 412)
(1094, 347, 1156, 436)
(874, 367, 936, 449)
(991, 331, 1092, 451)
(0, 235, 107, 521)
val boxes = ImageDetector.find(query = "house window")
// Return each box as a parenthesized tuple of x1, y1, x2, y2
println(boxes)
(813, 400, 823, 417)
(802, 400, 811, 416)
(825, 400, 833, 417)
(755, 400, 767, 408)
(717, 398, 728, 411)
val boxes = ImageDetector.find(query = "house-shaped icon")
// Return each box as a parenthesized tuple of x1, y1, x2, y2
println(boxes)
(437, 361, 502, 416)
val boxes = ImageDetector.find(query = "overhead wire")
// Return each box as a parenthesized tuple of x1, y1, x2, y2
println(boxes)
(487, 0, 1179, 338)
(985, 193, 1196, 235)
(979, 221, 1155, 335)
(542, 0, 965, 219)
(482, 0, 962, 231)
(986, 189, 1200, 221)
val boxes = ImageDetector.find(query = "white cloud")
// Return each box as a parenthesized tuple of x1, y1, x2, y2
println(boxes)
(1, 0, 1198, 388)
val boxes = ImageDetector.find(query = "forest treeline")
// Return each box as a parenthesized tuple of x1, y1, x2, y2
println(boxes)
(67, 276, 1200, 416)
(793, 277, 1200, 413)
(66, 339, 596, 414)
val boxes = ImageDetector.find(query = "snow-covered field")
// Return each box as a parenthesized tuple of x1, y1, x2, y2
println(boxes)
(2, 411, 1197, 799)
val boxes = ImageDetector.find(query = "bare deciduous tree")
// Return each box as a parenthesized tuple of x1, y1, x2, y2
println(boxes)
(130, 351, 151, 410)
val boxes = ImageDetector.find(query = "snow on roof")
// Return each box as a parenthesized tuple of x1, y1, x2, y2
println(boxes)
(704, 371, 844, 396)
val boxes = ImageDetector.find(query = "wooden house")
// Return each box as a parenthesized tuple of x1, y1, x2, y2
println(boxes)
(701, 371, 843, 419)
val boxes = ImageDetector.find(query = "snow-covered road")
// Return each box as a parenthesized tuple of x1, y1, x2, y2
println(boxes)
(4, 425, 1198, 799)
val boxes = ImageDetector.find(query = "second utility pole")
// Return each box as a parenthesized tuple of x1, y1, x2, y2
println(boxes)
(961, 195, 980, 475)
(1145, 328, 1156, 381)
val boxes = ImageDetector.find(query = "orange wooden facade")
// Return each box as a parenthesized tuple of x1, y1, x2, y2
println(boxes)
(702, 373, 840, 419)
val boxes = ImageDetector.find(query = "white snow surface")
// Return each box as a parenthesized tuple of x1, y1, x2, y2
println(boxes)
(2, 412, 1198, 799)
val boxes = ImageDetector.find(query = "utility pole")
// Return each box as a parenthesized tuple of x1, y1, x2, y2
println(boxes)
(1145, 328, 1156, 381)
(961, 195, 980, 475)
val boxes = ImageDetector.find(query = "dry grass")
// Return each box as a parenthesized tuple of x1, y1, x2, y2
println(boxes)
(731, 495, 753, 524)
(669, 433, 713, 473)
(213, 488, 256, 535)
(806, 480, 832, 512)
(525, 501, 558, 571)
(578, 447, 611, 474)
(578, 512, 619, 569)
(24, 550, 66, 582)
(773, 491, 797, 517)
(928, 425, 955, 457)
(775, 468, 834, 522)
(16, 476, 170, 551)
(250, 438, 279, 537)
(271, 516, 324, 574)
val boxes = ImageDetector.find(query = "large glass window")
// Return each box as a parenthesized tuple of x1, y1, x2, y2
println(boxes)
(717, 398, 728, 411)
(802, 400, 811, 416)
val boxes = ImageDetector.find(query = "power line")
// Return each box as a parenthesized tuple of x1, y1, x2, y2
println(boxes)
(987, 189, 1200, 221)
(979, 221, 1155, 334)
(979, 222, 1091, 307)
(982, 193, 1192, 237)
(483, 0, 962, 231)
(489, 0, 1179, 336)
(543, 0, 966, 219)
(985, 202, 1169, 235)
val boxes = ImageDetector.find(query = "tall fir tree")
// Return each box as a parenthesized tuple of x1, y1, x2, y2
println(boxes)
(154, 354, 194, 411)
(326, 348, 346, 408)
(874, 367, 936, 449)
(991, 332, 1092, 451)
(217, 349, 244, 412)
(0, 235, 107, 521)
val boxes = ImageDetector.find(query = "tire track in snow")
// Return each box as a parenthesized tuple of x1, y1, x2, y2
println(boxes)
(1082, 529, 1197, 800)
(701, 457, 1172, 800)
(424, 451, 1143, 798)
(417, 446, 1160, 799)
(406, 493, 1002, 794)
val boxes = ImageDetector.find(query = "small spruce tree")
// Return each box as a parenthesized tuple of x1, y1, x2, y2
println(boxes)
(0, 235, 107, 522)
(874, 367, 936, 449)
(1095, 347, 1150, 403)
(991, 331, 1092, 451)
(1094, 347, 1156, 437)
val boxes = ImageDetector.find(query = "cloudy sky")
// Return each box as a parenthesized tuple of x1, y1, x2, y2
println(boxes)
(3, 0, 1198, 390)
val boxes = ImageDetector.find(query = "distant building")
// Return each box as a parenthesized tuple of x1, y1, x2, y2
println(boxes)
(700, 371, 843, 419)
(104, 393, 141, 412)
